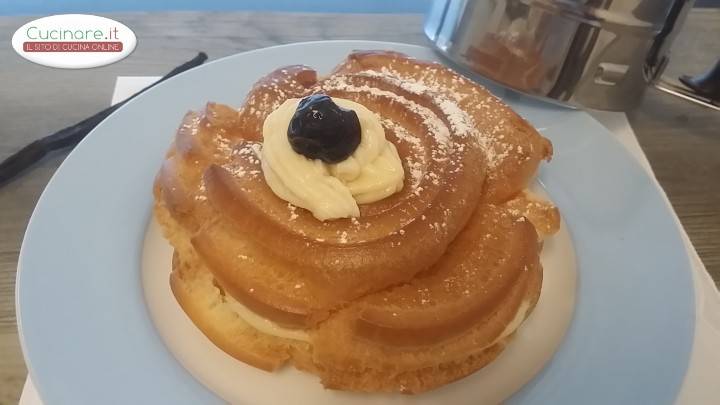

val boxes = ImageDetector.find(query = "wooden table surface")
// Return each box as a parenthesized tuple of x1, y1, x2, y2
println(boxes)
(1, 10, 718, 404)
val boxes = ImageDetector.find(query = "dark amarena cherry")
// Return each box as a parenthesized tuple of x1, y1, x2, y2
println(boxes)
(287, 94, 361, 163)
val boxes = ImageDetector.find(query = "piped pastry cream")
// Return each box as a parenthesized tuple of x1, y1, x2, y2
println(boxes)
(260, 96, 404, 220)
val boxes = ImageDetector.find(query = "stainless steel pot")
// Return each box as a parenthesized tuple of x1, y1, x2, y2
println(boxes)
(425, 0, 718, 111)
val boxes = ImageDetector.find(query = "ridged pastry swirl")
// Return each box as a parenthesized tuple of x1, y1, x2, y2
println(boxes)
(154, 51, 560, 393)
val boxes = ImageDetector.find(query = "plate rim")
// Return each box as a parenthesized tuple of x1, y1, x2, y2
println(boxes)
(15, 40, 695, 404)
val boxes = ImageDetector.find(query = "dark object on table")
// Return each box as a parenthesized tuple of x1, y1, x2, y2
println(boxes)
(655, 57, 720, 111)
(680, 59, 720, 103)
(0, 52, 208, 186)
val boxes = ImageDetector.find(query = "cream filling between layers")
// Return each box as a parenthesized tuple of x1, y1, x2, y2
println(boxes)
(223, 294, 310, 342)
(495, 299, 532, 343)
(261, 97, 404, 221)
(222, 291, 532, 346)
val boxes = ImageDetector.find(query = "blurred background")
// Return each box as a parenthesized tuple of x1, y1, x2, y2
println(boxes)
(1, 0, 719, 15)
(7, 0, 433, 15)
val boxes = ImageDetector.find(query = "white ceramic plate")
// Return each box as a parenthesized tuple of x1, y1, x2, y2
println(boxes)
(17, 41, 694, 404)
(141, 182, 576, 405)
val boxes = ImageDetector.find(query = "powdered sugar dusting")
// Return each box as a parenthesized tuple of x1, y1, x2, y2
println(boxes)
(321, 75, 451, 150)
(353, 68, 509, 169)
(382, 118, 425, 192)
(214, 133, 233, 155)
(288, 203, 299, 221)
(360, 69, 476, 140)
(170, 56, 541, 261)
(223, 164, 246, 178)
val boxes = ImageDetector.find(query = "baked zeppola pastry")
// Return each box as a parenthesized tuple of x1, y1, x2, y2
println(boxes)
(154, 51, 560, 393)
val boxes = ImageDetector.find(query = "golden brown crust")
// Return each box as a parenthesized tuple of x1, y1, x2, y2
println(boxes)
(330, 50, 552, 203)
(157, 191, 545, 392)
(154, 50, 560, 393)
(169, 246, 536, 393)
(294, 340, 508, 394)
(505, 190, 561, 238)
(352, 205, 539, 347)
(170, 252, 296, 372)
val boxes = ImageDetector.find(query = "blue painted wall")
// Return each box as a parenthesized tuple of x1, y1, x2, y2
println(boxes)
(1, 0, 715, 16)
(1, 0, 434, 16)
